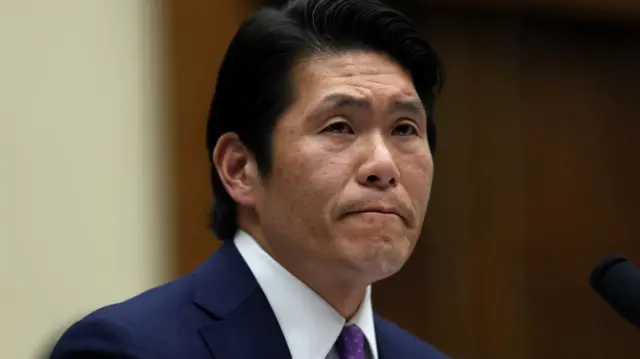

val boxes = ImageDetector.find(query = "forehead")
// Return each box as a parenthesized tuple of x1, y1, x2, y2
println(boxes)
(292, 51, 418, 105)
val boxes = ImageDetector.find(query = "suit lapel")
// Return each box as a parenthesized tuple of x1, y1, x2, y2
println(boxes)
(198, 289, 292, 359)
(192, 241, 292, 359)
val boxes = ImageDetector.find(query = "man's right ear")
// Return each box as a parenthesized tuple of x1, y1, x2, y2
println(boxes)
(212, 133, 258, 208)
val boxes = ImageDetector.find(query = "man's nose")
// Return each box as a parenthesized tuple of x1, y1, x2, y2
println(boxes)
(355, 137, 400, 190)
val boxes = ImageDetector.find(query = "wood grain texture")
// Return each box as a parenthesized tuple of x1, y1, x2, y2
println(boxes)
(166, 0, 256, 275)
(395, 10, 640, 358)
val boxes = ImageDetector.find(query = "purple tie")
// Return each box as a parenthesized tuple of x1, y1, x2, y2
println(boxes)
(337, 325, 366, 359)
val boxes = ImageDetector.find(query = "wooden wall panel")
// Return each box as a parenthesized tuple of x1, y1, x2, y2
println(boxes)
(166, 0, 255, 275)
(407, 10, 640, 359)
(521, 19, 640, 358)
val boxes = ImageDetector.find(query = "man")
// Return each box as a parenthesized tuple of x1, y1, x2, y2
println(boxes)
(50, 0, 447, 358)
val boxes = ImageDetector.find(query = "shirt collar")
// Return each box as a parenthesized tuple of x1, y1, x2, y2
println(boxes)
(234, 230, 378, 359)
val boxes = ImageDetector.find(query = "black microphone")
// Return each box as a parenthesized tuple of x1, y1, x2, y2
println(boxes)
(590, 254, 640, 328)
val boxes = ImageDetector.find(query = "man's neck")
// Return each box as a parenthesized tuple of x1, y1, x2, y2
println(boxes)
(295, 268, 368, 319)
(239, 225, 368, 319)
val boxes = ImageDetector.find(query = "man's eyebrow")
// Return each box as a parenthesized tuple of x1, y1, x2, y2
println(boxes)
(315, 93, 425, 118)
(392, 98, 426, 117)
(316, 93, 372, 111)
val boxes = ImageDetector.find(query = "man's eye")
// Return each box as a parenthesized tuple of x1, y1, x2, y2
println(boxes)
(392, 123, 419, 136)
(323, 122, 354, 134)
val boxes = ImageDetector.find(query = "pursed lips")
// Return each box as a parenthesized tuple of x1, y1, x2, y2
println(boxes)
(344, 207, 406, 224)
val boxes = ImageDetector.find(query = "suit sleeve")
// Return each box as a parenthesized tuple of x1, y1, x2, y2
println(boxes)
(48, 316, 155, 359)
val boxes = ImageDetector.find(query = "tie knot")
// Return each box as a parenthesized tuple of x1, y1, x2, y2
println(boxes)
(337, 325, 366, 359)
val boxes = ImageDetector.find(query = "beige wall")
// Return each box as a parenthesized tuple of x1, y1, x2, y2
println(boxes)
(0, 1, 169, 358)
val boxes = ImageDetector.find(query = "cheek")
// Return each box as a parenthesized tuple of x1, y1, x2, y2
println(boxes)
(269, 147, 352, 227)
(282, 141, 351, 190)
(270, 150, 333, 208)
(401, 154, 434, 205)
(309, 159, 353, 191)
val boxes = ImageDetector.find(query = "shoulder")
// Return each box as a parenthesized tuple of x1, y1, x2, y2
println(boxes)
(375, 315, 452, 359)
(49, 312, 154, 359)
(49, 273, 201, 359)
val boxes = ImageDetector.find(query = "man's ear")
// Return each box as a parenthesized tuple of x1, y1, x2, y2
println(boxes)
(212, 133, 259, 208)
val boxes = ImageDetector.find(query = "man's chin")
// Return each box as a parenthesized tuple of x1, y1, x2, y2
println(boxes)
(347, 248, 411, 282)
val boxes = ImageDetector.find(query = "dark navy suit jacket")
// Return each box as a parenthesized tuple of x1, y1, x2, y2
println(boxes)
(50, 241, 450, 359)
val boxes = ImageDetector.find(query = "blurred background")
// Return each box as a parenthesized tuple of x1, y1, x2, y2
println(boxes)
(2, 0, 639, 358)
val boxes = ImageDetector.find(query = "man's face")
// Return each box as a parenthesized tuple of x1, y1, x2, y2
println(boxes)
(255, 50, 434, 282)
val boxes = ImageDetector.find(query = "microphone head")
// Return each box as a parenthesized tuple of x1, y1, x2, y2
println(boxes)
(590, 254, 640, 329)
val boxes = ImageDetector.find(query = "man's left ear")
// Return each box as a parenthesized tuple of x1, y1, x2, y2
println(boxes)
(212, 132, 260, 208)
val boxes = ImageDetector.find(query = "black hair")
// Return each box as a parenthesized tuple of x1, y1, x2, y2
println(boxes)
(206, 0, 444, 240)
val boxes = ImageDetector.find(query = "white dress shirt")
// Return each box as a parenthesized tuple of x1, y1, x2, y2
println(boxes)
(234, 230, 378, 359)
